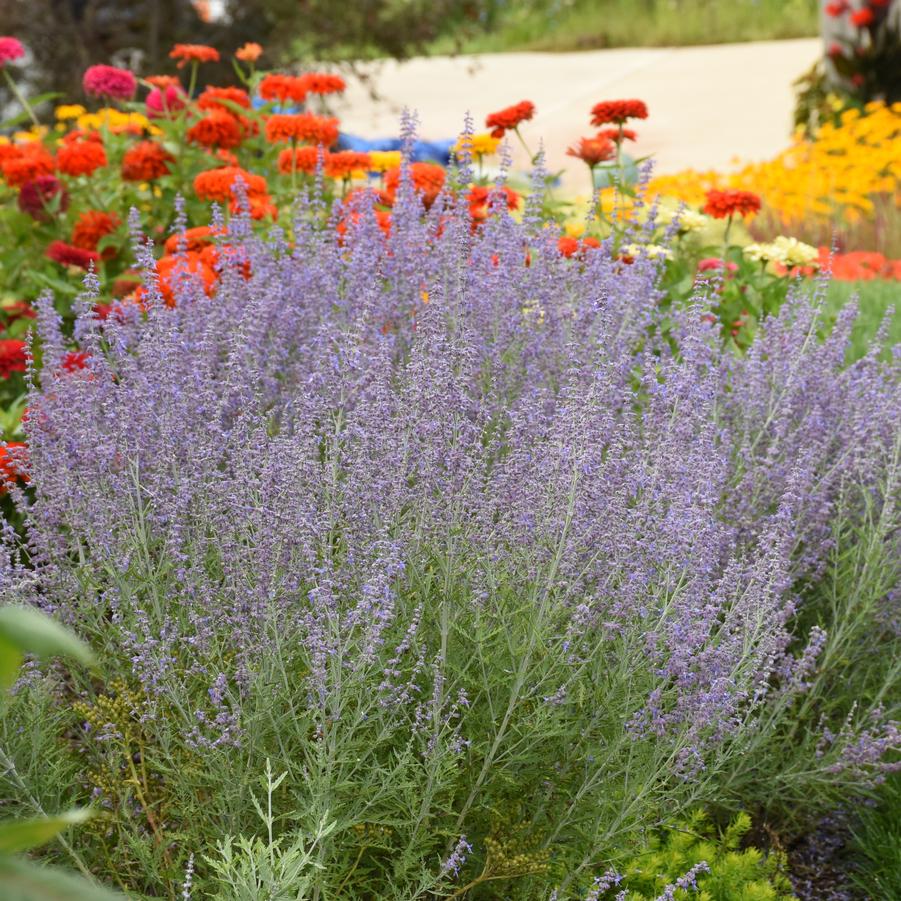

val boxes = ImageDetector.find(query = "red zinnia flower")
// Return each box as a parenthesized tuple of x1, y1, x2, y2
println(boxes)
(590, 99, 649, 127)
(61, 350, 90, 372)
(198, 85, 252, 111)
(278, 145, 327, 175)
(485, 100, 535, 139)
(18, 175, 68, 221)
(259, 73, 308, 104)
(702, 189, 761, 219)
(467, 185, 521, 226)
(825, 1, 849, 15)
(169, 43, 220, 67)
(72, 210, 121, 257)
(46, 240, 100, 270)
(57, 139, 107, 177)
(82, 64, 136, 100)
(596, 127, 636, 143)
(558, 236, 601, 258)
(2, 143, 55, 187)
(187, 110, 245, 149)
(121, 141, 174, 181)
(324, 150, 371, 179)
(566, 137, 615, 167)
(0, 441, 29, 491)
(850, 8, 875, 27)
(301, 72, 346, 95)
(0, 37, 25, 67)
(264, 113, 339, 146)
(383, 163, 446, 208)
(0, 340, 27, 378)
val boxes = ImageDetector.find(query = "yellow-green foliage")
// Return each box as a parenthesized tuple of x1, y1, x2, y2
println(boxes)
(620, 812, 796, 901)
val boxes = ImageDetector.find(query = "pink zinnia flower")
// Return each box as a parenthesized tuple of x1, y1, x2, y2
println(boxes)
(82, 64, 137, 101)
(146, 83, 187, 118)
(0, 37, 25, 67)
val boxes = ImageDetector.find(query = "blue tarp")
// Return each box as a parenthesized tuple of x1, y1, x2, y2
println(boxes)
(337, 134, 455, 165)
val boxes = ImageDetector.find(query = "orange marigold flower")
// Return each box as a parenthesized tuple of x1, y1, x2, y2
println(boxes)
(590, 99, 648, 127)
(235, 42, 263, 62)
(277, 145, 327, 175)
(0, 441, 29, 491)
(384, 162, 446, 208)
(596, 127, 636, 143)
(2, 143, 55, 187)
(57, 139, 107, 176)
(164, 225, 225, 255)
(702, 188, 762, 219)
(121, 140, 174, 181)
(72, 210, 120, 257)
(301, 72, 346, 95)
(193, 166, 268, 202)
(485, 100, 535, 139)
(325, 150, 370, 180)
(566, 137, 615, 167)
(169, 43, 220, 68)
(0, 341, 27, 379)
(259, 73, 308, 104)
(264, 112, 339, 146)
(186, 110, 245, 149)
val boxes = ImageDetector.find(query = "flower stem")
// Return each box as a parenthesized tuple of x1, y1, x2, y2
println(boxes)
(2, 68, 39, 127)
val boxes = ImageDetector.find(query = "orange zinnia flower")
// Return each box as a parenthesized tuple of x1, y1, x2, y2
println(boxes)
(596, 127, 636, 143)
(169, 43, 220, 67)
(702, 189, 761, 219)
(384, 163, 446, 208)
(301, 72, 346, 95)
(121, 141, 174, 181)
(71, 210, 120, 257)
(558, 236, 601, 258)
(278, 146, 327, 175)
(57, 139, 107, 176)
(259, 73, 308, 104)
(325, 150, 370, 179)
(194, 166, 268, 202)
(589, 99, 648, 126)
(264, 113, 340, 146)
(467, 185, 521, 225)
(164, 225, 225, 255)
(566, 137, 615, 167)
(145, 75, 181, 90)
(235, 42, 263, 62)
(485, 100, 535, 139)
(2, 143, 55, 187)
(187, 110, 246, 149)
(153, 252, 218, 307)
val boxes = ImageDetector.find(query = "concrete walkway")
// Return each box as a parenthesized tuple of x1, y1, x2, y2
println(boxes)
(336, 39, 821, 191)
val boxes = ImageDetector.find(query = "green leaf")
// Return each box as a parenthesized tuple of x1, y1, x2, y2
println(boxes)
(0, 854, 123, 900)
(28, 272, 82, 297)
(0, 607, 95, 681)
(0, 810, 91, 853)
(0, 633, 23, 693)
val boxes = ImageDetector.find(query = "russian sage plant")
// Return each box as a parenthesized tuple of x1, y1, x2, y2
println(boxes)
(0, 151, 898, 898)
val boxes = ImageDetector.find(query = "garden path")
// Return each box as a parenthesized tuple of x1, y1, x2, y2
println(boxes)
(336, 38, 821, 192)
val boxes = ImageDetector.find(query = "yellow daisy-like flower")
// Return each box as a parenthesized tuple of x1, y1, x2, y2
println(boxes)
(368, 150, 403, 173)
(55, 104, 87, 120)
(453, 132, 501, 158)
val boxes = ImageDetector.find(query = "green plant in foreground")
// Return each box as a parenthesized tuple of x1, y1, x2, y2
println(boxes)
(614, 811, 796, 900)
(850, 773, 901, 899)
(0, 606, 121, 899)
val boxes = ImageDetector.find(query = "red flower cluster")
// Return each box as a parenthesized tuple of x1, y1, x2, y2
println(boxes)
(596, 127, 636, 143)
(121, 141, 174, 181)
(590, 99, 648, 127)
(0, 340, 27, 378)
(383, 163, 446, 208)
(702, 189, 761, 219)
(566, 137, 615, 167)
(324, 151, 371, 180)
(264, 113, 340, 146)
(187, 110, 247, 149)
(558, 236, 601, 258)
(0, 441, 28, 491)
(485, 100, 535, 139)
(57, 139, 107, 177)
(277, 146, 326, 175)
(46, 240, 101, 270)
(71, 210, 120, 257)
(169, 44, 220, 67)
(303, 72, 346, 96)
(2, 143, 55, 187)
(82, 64, 136, 100)
(259, 74, 309, 104)
(18, 175, 68, 221)
(467, 185, 521, 226)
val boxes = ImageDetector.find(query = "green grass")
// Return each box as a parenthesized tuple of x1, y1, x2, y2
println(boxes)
(437, 0, 820, 55)
(849, 774, 901, 898)
(822, 279, 901, 361)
